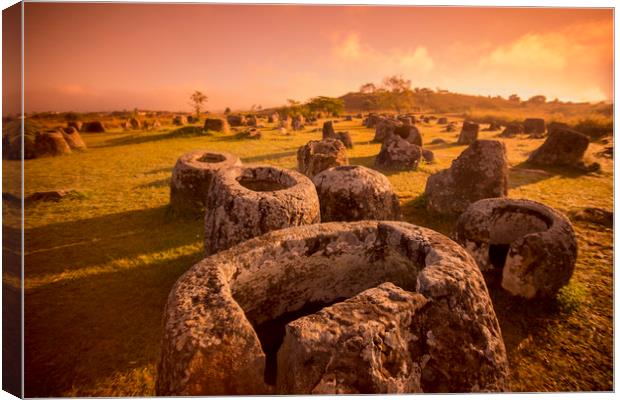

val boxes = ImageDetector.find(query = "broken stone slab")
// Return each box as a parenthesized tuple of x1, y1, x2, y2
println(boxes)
(374, 135, 422, 171)
(277, 282, 429, 394)
(169, 150, 242, 214)
(454, 198, 578, 299)
(425, 140, 508, 216)
(156, 221, 509, 395)
(204, 165, 320, 255)
(312, 165, 401, 222)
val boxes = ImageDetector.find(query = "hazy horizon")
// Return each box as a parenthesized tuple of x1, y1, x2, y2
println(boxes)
(5, 4, 614, 115)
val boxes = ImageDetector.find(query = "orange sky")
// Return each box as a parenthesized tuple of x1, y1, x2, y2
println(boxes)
(19, 4, 614, 113)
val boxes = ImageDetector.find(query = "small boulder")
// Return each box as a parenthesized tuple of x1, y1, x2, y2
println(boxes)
(437, 117, 448, 124)
(129, 117, 141, 130)
(172, 115, 187, 126)
(335, 131, 353, 148)
(422, 148, 434, 163)
(430, 138, 447, 145)
(227, 114, 246, 127)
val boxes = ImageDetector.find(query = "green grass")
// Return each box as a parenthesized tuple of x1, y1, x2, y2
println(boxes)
(4, 116, 613, 395)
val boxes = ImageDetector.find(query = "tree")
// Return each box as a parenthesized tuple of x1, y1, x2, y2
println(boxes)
(224, 107, 231, 114)
(527, 95, 547, 104)
(359, 83, 377, 94)
(306, 96, 344, 116)
(190, 91, 208, 119)
(508, 94, 521, 102)
(382, 75, 411, 93)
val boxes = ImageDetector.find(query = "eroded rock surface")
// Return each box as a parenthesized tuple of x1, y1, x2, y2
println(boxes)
(157, 221, 509, 395)
(35, 130, 72, 157)
(169, 150, 242, 214)
(454, 198, 577, 299)
(81, 121, 106, 133)
(204, 165, 320, 255)
(60, 127, 87, 150)
(425, 140, 508, 216)
(277, 283, 428, 394)
(297, 138, 348, 178)
(312, 165, 401, 222)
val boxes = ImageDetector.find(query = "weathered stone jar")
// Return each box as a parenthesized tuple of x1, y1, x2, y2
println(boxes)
(454, 198, 578, 299)
(204, 165, 320, 255)
(312, 165, 401, 222)
(169, 150, 242, 214)
(157, 221, 509, 395)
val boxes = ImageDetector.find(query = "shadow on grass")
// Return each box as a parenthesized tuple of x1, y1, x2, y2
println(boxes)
(136, 178, 170, 189)
(509, 161, 596, 190)
(97, 126, 211, 148)
(24, 248, 204, 397)
(399, 194, 456, 237)
(242, 150, 298, 164)
(24, 205, 203, 279)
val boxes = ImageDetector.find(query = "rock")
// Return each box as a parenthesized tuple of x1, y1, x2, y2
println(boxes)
(437, 117, 448, 124)
(527, 128, 589, 167)
(373, 119, 399, 143)
(268, 113, 280, 123)
(322, 120, 336, 139)
(60, 127, 86, 150)
(187, 116, 196, 124)
(547, 122, 569, 134)
(152, 120, 161, 129)
(172, 115, 187, 126)
(429, 138, 447, 145)
(365, 114, 381, 128)
(170, 150, 242, 214)
(239, 128, 261, 139)
(204, 118, 230, 133)
(34, 130, 72, 157)
(281, 116, 293, 130)
(227, 114, 246, 127)
(246, 116, 258, 127)
(568, 207, 613, 228)
(335, 131, 353, 148)
(444, 123, 456, 133)
(500, 123, 523, 138)
(425, 140, 508, 216)
(67, 121, 82, 131)
(26, 189, 81, 203)
(81, 121, 106, 133)
(596, 146, 613, 159)
(457, 121, 479, 145)
(395, 124, 422, 146)
(344, 115, 353, 121)
(204, 165, 320, 255)
(156, 221, 509, 395)
(455, 198, 577, 299)
(485, 122, 501, 131)
(523, 118, 546, 135)
(129, 117, 141, 130)
(312, 165, 401, 222)
(297, 138, 348, 178)
(292, 115, 304, 131)
(422, 148, 434, 163)
(375, 135, 422, 171)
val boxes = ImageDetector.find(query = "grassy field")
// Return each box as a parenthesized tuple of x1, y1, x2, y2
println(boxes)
(4, 116, 613, 395)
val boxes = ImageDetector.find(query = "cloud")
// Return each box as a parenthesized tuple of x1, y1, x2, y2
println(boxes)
(332, 32, 435, 77)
